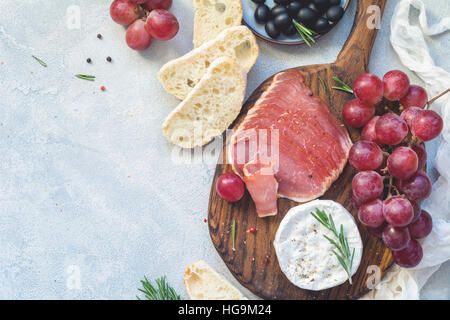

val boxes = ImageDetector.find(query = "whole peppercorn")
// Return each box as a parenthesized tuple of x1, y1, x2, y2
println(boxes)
(106, 56, 112, 62)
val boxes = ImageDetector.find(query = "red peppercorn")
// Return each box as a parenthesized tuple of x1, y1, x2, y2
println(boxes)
(249, 226, 255, 233)
(101, 86, 106, 91)
(203, 218, 207, 223)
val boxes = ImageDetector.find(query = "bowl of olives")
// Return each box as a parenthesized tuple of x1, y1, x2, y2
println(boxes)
(243, 0, 349, 45)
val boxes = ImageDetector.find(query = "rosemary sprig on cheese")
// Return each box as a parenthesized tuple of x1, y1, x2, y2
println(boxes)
(310, 208, 355, 284)
(137, 276, 180, 300)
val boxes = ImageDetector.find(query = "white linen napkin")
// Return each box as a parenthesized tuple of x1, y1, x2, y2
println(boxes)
(363, 0, 450, 299)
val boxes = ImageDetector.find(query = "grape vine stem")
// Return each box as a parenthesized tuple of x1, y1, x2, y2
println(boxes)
(387, 175, 394, 198)
(427, 88, 450, 109)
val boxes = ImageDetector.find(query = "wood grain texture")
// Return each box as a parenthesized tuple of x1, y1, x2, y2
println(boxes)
(208, 0, 390, 300)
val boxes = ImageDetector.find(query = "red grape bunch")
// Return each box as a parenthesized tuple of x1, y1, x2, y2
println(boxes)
(343, 70, 446, 268)
(110, 0, 179, 51)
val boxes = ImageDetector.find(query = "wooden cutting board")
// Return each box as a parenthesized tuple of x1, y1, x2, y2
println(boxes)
(208, 0, 391, 300)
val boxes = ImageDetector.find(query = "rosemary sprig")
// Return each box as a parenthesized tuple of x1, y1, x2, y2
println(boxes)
(332, 76, 353, 94)
(32, 55, 47, 67)
(75, 74, 95, 81)
(310, 208, 355, 284)
(292, 20, 317, 47)
(137, 276, 180, 300)
(232, 220, 236, 251)
(319, 76, 327, 93)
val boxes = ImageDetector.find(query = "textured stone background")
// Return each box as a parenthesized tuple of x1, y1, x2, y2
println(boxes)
(0, 0, 448, 299)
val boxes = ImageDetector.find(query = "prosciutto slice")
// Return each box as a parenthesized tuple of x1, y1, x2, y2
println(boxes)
(227, 70, 352, 216)
(243, 160, 278, 217)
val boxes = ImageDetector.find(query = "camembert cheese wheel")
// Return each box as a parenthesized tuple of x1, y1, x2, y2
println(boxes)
(274, 200, 363, 291)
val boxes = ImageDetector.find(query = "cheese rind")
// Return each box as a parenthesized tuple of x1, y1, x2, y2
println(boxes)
(274, 200, 363, 291)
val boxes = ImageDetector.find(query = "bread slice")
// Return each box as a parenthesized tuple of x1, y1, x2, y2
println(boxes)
(184, 261, 247, 300)
(158, 26, 258, 100)
(162, 57, 246, 148)
(193, 0, 243, 48)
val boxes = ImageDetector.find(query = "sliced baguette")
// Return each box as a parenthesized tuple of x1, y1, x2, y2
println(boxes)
(184, 261, 247, 300)
(158, 26, 258, 100)
(193, 0, 243, 48)
(162, 57, 246, 148)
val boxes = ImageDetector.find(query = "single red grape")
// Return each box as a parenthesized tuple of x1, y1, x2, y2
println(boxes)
(375, 113, 408, 145)
(392, 239, 423, 268)
(400, 107, 423, 128)
(353, 73, 384, 105)
(110, 0, 140, 26)
(411, 109, 444, 142)
(216, 173, 245, 202)
(409, 210, 432, 239)
(146, 9, 179, 41)
(126, 19, 152, 50)
(342, 99, 375, 128)
(383, 196, 414, 227)
(411, 143, 427, 171)
(387, 146, 418, 180)
(367, 223, 387, 239)
(400, 85, 428, 109)
(396, 171, 432, 201)
(358, 199, 385, 228)
(382, 225, 411, 251)
(349, 140, 383, 171)
(352, 171, 384, 204)
(361, 116, 383, 146)
(382, 70, 410, 101)
(142, 0, 173, 10)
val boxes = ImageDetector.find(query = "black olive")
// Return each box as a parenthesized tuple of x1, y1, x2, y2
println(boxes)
(329, 0, 341, 6)
(271, 5, 288, 17)
(313, 17, 331, 33)
(251, 0, 266, 3)
(298, 0, 310, 5)
(265, 20, 280, 38)
(274, 0, 289, 5)
(313, 0, 331, 12)
(326, 5, 344, 22)
(307, 3, 320, 13)
(255, 4, 271, 24)
(274, 12, 292, 32)
(287, 1, 303, 17)
(283, 23, 297, 36)
(297, 7, 319, 27)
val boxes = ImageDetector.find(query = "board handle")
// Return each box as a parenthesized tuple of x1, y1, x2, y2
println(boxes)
(336, 0, 387, 71)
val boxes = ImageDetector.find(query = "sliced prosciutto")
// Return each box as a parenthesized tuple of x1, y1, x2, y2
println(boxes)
(243, 160, 278, 217)
(227, 70, 352, 216)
